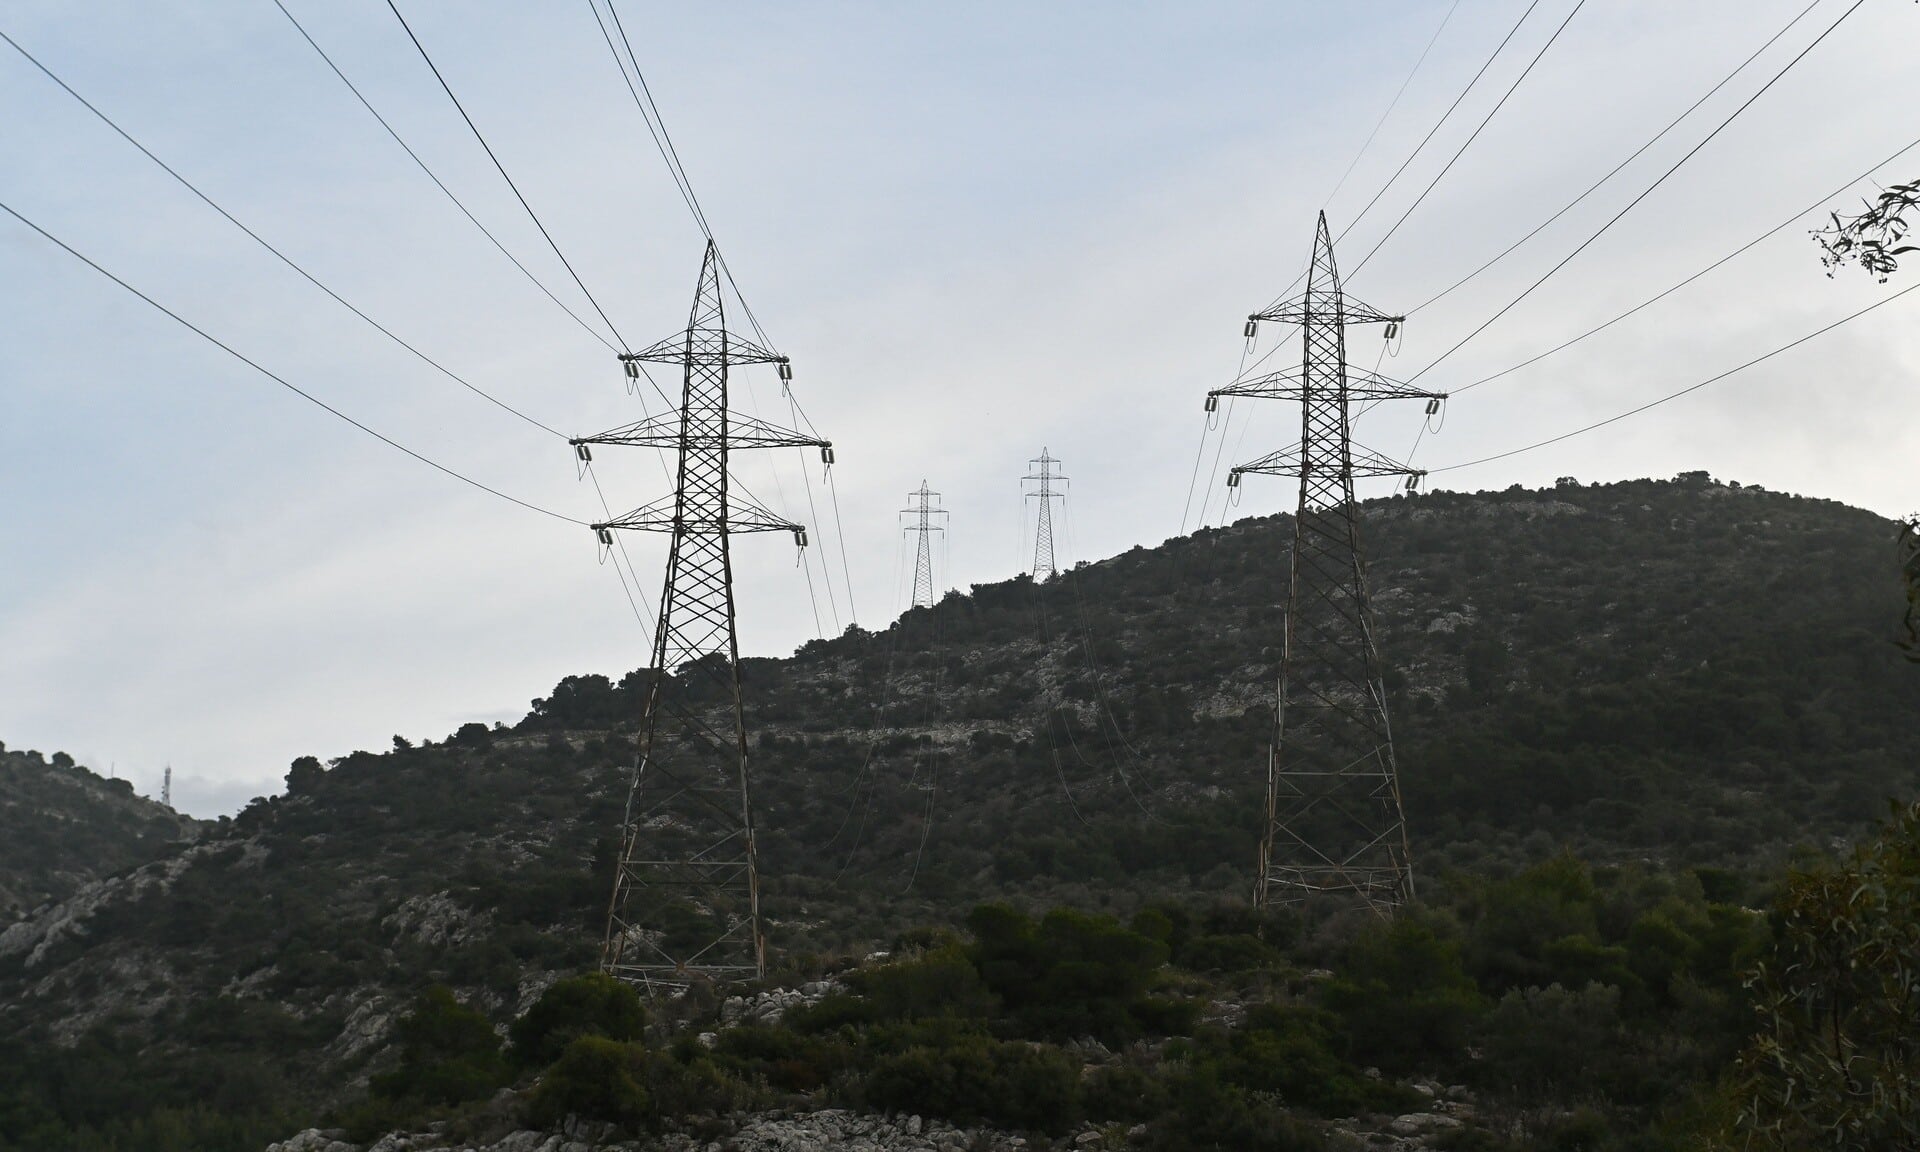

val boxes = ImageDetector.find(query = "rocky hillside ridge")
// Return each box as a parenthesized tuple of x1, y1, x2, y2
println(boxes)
(2, 475, 1915, 1099)
(0, 742, 203, 920)
(264, 1093, 1475, 1152)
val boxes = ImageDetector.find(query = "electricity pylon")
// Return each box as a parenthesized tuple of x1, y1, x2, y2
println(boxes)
(1024, 449, 1067, 579)
(902, 480, 947, 609)
(1215, 211, 1445, 916)
(576, 240, 832, 991)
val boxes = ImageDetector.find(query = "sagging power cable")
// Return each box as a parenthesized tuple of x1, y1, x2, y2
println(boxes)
(1430, 280, 1920, 475)
(387, 0, 633, 352)
(0, 26, 569, 442)
(1404, 0, 1867, 386)
(1, 198, 585, 527)
(271, 0, 620, 354)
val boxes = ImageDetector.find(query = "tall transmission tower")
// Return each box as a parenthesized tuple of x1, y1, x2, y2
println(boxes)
(902, 480, 947, 610)
(1214, 211, 1445, 916)
(161, 765, 171, 809)
(1023, 449, 1067, 579)
(578, 240, 832, 991)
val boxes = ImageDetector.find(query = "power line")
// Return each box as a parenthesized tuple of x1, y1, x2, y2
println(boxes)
(590, 0, 714, 242)
(1322, 0, 1464, 208)
(1345, 0, 1588, 280)
(1450, 131, 1920, 397)
(1404, 0, 1867, 385)
(1257, 0, 1545, 314)
(386, 0, 633, 352)
(585, 462, 658, 629)
(595, 0, 777, 348)
(1429, 279, 1920, 475)
(0, 26, 570, 442)
(593, 1, 857, 636)
(1330, 0, 1545, 251)
(1404, 0, 1824, 312)
(270, 0, 620, 354)
(1, 197, 586, 526)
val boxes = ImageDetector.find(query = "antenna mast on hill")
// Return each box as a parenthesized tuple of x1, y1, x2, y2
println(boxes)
(578, 240, 833, 991)
(1024, 449, 1067, 579)
(161, 765, 171, 809)
(1216, 212, 1445, 916)
(902, 481, 947, 609)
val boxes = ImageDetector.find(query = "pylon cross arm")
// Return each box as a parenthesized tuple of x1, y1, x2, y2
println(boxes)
(1254, 295, 1399, 327)
(1232, 442, 1425, 480)
(621, 331, 785, 366)
(594, 494, 805, 536)
(574, 412, 829, 452)
(1211, 366, 1445, 405)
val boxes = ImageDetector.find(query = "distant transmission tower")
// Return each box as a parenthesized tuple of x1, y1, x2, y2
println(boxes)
(161, 765, 171, 809)
(579, 240, 832, 991)
(1024, 449, 1067, 579)
(902, 480, 947, 609)
(1216, 212, 1445, 915)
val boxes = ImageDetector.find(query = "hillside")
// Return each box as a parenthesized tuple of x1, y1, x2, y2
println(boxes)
(1, 473, 1916, 1148)
(0, 744, 202, 921)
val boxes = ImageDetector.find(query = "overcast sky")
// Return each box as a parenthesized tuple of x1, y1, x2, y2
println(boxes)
(4, 1, 1917, 816)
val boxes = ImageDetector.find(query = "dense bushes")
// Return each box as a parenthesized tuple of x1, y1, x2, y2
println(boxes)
(370, 987, 509, 1107)
(526, 1036, 651, 1128)
(863, 1038, 1079, 1132)
(510, 974, 647, 1069)
(965, 904, 1173, 1041)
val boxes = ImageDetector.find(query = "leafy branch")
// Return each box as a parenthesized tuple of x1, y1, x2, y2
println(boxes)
(1815, 180, 1920, 281)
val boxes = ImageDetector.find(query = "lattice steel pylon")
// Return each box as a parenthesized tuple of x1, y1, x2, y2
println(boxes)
(1024, 449, 1067, 579)
(576, 240, 832, 991)
(902, 480, 947, 610)
(1215, 212, 1446, 916)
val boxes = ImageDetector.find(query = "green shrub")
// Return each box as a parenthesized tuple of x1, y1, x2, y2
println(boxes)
(510, 974, 647, 1069)
(370, 986, 508, 1106)
(965, 904, 1169, 1042)
(525, 1036, 649, 1130)
(1084, 1061, 1168, 1121)
(1320, 917, 1485, 1072)
(1223, 1004, 1400, 1116)
(712, 1024, 844, 1092)
(1176, 933, 1284, 974)
(845, 952, 997, 1021)
(1142, 1063, 1330, 1152)
(861, 1037, 1080, 1134)
(1474, 983, 1627, 1098)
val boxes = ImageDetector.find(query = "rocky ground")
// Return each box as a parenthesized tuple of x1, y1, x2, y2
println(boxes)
(264, 1094, 1479, 1152)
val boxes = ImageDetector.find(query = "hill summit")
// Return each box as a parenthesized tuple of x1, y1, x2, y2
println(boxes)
(0, 744, 201, 921)
(0, 473, 1915, 1150)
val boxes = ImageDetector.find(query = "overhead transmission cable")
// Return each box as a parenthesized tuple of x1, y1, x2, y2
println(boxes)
(1345, 0, 1588, 281)
(1449, 130, 1920, 397)
(1261, 0, 1547, 311)
(1, 198, 585, 526)
(600, 0, 783, 348)
(387, 0, 632, 352)
(1190, 0, 1548, 518)
(6, 22, 658, 625)
(1403, 0, 1867, 386)
(271, 0, 619, 354)
(587, 0, 857, 626)
(0, 27, 569, 443)
(1405, 0, 1825, 313)
(1428, 280, 1920, 474)
(1321, 0, 1464, 208)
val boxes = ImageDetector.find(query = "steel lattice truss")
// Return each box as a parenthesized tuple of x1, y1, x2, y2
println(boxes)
(582, 241, 829, 992)
(1229, 213, 1444, 916)
(1024, 449, 1066, 579)
(902, 480, 946, 610)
